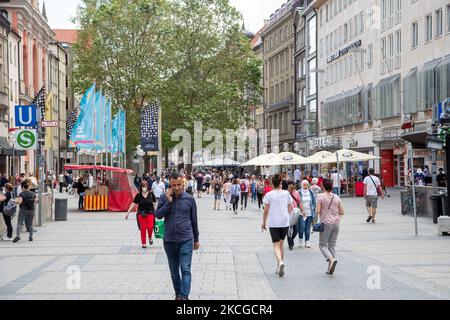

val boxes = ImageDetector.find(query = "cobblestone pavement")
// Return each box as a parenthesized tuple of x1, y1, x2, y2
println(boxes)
(1, 190, 449, 300)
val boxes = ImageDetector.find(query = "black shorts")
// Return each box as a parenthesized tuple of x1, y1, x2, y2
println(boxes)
(269, 227, 289, 243)
(205, 183, 211, 189)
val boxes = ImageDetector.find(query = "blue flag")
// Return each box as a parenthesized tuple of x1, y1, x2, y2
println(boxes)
(119, 109, 126, 154)
(94, 91, 105, 152)
(79, 84, 96, 112)
(105, 99, 112, 152)
(70, 87, 96, 149)
(112, 113, 119, 155)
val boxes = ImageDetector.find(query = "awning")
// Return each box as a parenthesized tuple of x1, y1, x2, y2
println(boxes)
(421, 58, 443, 73)
(375, 74, 400, 88)
(400, 131, 429, 148)
(0, 137, 27, 156)
(324, 86, 364, 104)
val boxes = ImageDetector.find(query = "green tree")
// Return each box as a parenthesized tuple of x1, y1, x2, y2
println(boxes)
(161, 0, 262, 151)
(73, 0, 171, 152)
(73, 0, 262, 158)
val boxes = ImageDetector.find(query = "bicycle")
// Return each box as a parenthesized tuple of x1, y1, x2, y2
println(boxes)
(401, 188, 419, 216)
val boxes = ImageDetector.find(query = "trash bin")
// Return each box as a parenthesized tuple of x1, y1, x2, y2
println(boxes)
(443, 195, 449, 216)
(55, 198, 68, 221)
(430, 195, 444, 224)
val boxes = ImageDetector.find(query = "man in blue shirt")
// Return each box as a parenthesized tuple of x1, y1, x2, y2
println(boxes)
(156, 173, 200, 301)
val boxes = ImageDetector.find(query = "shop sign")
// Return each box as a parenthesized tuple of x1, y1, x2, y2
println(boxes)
(312, 137, 340, 149)
(393, 146, 406, 155)
(413, 149, 432, 158)
(327, 40, 362, 64)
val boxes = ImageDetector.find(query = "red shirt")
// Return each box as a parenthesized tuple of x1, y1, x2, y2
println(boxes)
(263, 186, 273, 197)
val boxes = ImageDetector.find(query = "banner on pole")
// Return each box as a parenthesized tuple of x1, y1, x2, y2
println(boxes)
(141, 102, 160, 152)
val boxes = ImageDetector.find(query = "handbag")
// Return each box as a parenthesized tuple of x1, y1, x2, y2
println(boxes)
(289, 192, 301, 226)
(313, 195, 335, 233)
(154, 220, 165, 239)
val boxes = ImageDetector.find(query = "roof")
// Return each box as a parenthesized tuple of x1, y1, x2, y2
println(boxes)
(53, 29, 79, 45)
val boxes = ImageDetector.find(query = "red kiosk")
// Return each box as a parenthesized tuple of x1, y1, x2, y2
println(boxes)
(64, 165, 138, 212)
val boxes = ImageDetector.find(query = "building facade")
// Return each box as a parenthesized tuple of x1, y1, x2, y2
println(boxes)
(54, 29, 80, 166)
(3, 0, 56, 175)
(0, 11, 11, 175)
(313, 0, 450, 186)
(251, 25, 267, 138)
(262, 0, 302, 153)
(7, 27, 25, 177)
(294, 0, 318, 157)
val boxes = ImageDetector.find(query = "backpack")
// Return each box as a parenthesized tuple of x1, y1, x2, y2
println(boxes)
(22, 192, 35, 211)
(240, 182, 247, 192)
(3, 198, 17, 217)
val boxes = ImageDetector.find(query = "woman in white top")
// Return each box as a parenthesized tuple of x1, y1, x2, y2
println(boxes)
(223, 179, 232, 210)
(262, 174, 294, 278)
(298, 180, 317, 248)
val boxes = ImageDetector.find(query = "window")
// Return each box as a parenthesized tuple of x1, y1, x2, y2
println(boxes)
(447, 5, 450, 33)
(412, 21, 419, 48)
(308, 58, 317, 96)
(381, 37, 387, 74)
(360, 12, 365, 33)
(388, 0, 394, 28)
(436, 9, 443, 37)
(326, 4, 329, 22)
(395, 30, 401, 69)
(360, 51, 365, 72)
(395, 0, 401, 25)
(388, 33, 394, 70)
(320, 39, 324, 57)
(348, 20, 353, 41)
(9, 42, 13, 64)
(344, 23, 348, 43)
(367, 45, 373, 69)
(354, 16, 359, 37)
(308, 16, 317, 55)
(426, 14, 433, 42)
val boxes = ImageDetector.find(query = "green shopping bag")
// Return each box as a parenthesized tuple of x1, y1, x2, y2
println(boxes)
(154, 220, 165, 239)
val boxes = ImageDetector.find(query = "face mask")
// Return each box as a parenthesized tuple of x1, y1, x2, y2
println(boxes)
(142, 188, 148, 193)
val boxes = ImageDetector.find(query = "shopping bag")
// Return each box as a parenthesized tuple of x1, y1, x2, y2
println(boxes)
(154, 220, 165, 239)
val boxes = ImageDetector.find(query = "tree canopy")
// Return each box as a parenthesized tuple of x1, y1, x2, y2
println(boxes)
(73, 0, 262, 154)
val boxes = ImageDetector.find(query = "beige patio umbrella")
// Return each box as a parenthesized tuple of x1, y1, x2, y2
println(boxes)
(254, 152, 308, 166)
(335, 149, 381, 162)
(305, 151, 334, 164)
(241, 153, 277, 167)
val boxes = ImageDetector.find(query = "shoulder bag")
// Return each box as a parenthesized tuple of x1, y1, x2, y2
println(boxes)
(369, 176, 383, 197)
(313, 195, 335, 232)
(289, 192, 301, 226)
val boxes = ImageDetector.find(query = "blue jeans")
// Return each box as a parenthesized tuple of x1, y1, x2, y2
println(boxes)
(298, 216, 313, 242)
(333, 187, 339, 195)
(164, 239, 194, 299)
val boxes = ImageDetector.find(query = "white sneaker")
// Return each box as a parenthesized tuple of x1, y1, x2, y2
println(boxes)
(305, 241, 311, 248)
(299, 241, 304, 248)
(2, 236, 12, 241)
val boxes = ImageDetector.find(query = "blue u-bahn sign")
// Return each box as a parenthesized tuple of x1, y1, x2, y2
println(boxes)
(15, 105, 37, 127)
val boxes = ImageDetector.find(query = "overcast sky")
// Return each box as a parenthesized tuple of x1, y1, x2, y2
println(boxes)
(45, 0, 287, 33)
